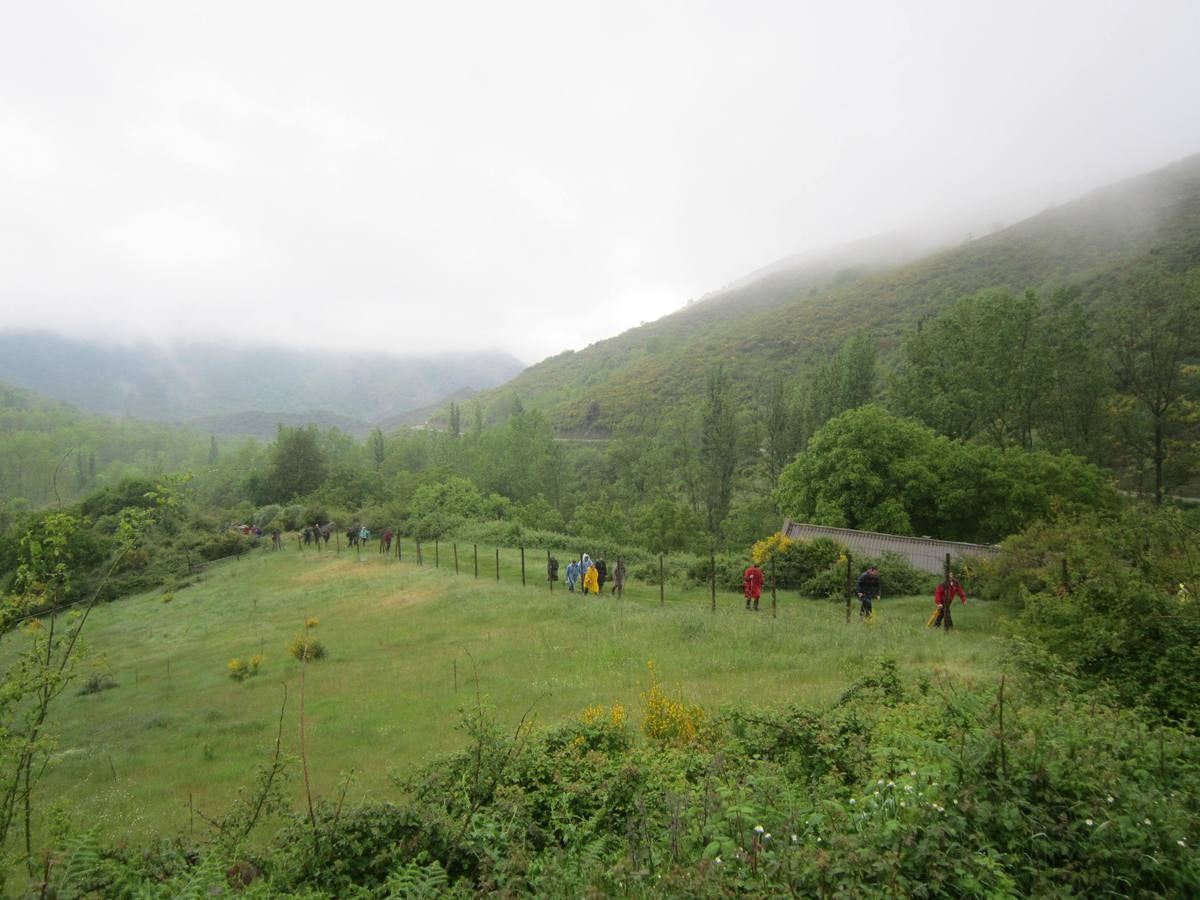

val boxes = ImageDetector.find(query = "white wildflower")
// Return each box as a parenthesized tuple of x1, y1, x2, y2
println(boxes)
(849, 799, 856, 805)
(1178, 839, 1187, 848)
(1085, 819, 1094, 826)
(1145, 818, 1152, 826)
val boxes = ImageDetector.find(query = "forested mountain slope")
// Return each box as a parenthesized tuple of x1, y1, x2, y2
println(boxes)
(0, 381, 215, 510)
(486, 153, 1200, 433)
(0, 335, 525, 425)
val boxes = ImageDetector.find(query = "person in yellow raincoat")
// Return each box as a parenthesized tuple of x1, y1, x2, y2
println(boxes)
(582, 561, 599, 595)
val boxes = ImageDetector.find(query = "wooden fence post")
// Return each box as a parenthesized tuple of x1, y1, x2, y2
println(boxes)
(454, 543, 459, 575)
(396, 537, 402, 561)
(435, 539, 440, 569)
(659, 554, 664, 608)
(520, 547, 526, 586)
(942, 552, 953, 633)
(710, 550, 716, 612)
(771, 554, 777, 618)
(547, 549, 553, 592)
(495, 547, 500, 582)
(416, 540, 422, 566)
(845, 553, 852, 623)
(474, 544, 479, 578)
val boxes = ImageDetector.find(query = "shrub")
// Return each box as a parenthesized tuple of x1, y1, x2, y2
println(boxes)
(639, 662, 704, 745)
(288, 638, 326, 662)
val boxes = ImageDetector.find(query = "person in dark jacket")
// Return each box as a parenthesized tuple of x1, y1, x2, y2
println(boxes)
(596, 558, 608, 592)
(856, 566, 881, 619)
(611, 558, 627, 596)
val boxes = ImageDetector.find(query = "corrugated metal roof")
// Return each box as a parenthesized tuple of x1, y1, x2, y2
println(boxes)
(781, 519, 1000, 575)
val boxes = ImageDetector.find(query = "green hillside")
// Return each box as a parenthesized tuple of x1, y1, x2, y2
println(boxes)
(0, 382, 220, 510)
(486, 153, 1200, 432)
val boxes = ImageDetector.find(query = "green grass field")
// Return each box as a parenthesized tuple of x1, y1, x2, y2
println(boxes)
(34, 546, 1011, 844)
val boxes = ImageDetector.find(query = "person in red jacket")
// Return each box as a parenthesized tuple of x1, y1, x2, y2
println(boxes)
(932, 574, 967, 630)
(744, 563, 764, 611)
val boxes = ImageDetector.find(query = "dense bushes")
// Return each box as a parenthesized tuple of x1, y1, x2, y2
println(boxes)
(38, 658, 1200, 897)
(996, 505, 1200, 726)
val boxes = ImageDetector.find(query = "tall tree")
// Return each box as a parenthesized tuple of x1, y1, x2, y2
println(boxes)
(369, 426, 385, 470)
(447, 402, 462, 438)
(799, 330, 877, 446)
(699, 366, 739, 535)
(761, 376, 799, 483)
(1102, 269, 1200, 505)
(261, 425, 327, 503)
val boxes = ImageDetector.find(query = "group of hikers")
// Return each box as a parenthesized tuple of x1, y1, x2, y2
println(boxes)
(556, 553, 629, 595)
(284, 522, 970, 627)
(853, 564, 968, 630)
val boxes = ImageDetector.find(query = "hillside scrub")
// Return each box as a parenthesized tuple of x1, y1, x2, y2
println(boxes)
(989, 505, 1200, 726)
(28, 658, 1200, 897)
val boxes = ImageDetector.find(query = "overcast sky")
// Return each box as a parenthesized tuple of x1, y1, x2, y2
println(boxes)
(2, 1, 1199, 364)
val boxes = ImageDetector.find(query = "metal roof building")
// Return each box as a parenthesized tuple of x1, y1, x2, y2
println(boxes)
(781, 519, 1000, 575)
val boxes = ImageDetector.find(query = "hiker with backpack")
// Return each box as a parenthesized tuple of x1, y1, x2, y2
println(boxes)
(856, 566, 881, 619)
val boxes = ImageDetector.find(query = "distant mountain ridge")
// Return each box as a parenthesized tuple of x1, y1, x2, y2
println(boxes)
(0, 335, 525, 429)
(477, 152, 1200, 432)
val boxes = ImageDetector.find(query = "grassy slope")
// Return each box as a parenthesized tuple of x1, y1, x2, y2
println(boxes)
(39, 547, 1009, 843)
(486, 153, 1200, 432)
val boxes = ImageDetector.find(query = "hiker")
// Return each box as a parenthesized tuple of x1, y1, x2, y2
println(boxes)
(856, 566, 881, 619)
(743, 561, 764, 611)
(321, 524, 332, 547)
(302, 526, 313, 546)
(271, 528, 282, 551)
(932, 573, 968, 630)
(359, 525, 370, 546)
(611, 558, 627, 596)
(596, 558, 608, 592)
(582, 559, 600, 595)
(382, 529, 393, 555)
(565, 559, 580, 592)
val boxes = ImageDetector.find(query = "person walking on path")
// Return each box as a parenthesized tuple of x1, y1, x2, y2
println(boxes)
(611, 558, 627, 597)
(596, 558, 608, 593)
(565, 559, 580, 592)
(582, 560, 600, 595)
(856, 566, 881, 620)
(932, 573, 967, 630)
(382, 529, 393, 555)
(743, 562, 764, 611)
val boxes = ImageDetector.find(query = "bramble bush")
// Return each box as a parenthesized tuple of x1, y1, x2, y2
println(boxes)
(33, 656, 1200, 897)
(998, 505, 1200, 725)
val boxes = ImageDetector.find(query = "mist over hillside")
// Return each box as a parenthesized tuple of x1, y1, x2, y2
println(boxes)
(0, 334, 525, 430)
(477, 152, 1200, 432)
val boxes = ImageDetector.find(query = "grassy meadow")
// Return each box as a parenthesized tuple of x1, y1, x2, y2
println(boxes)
(34, 545, 1011, 844)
